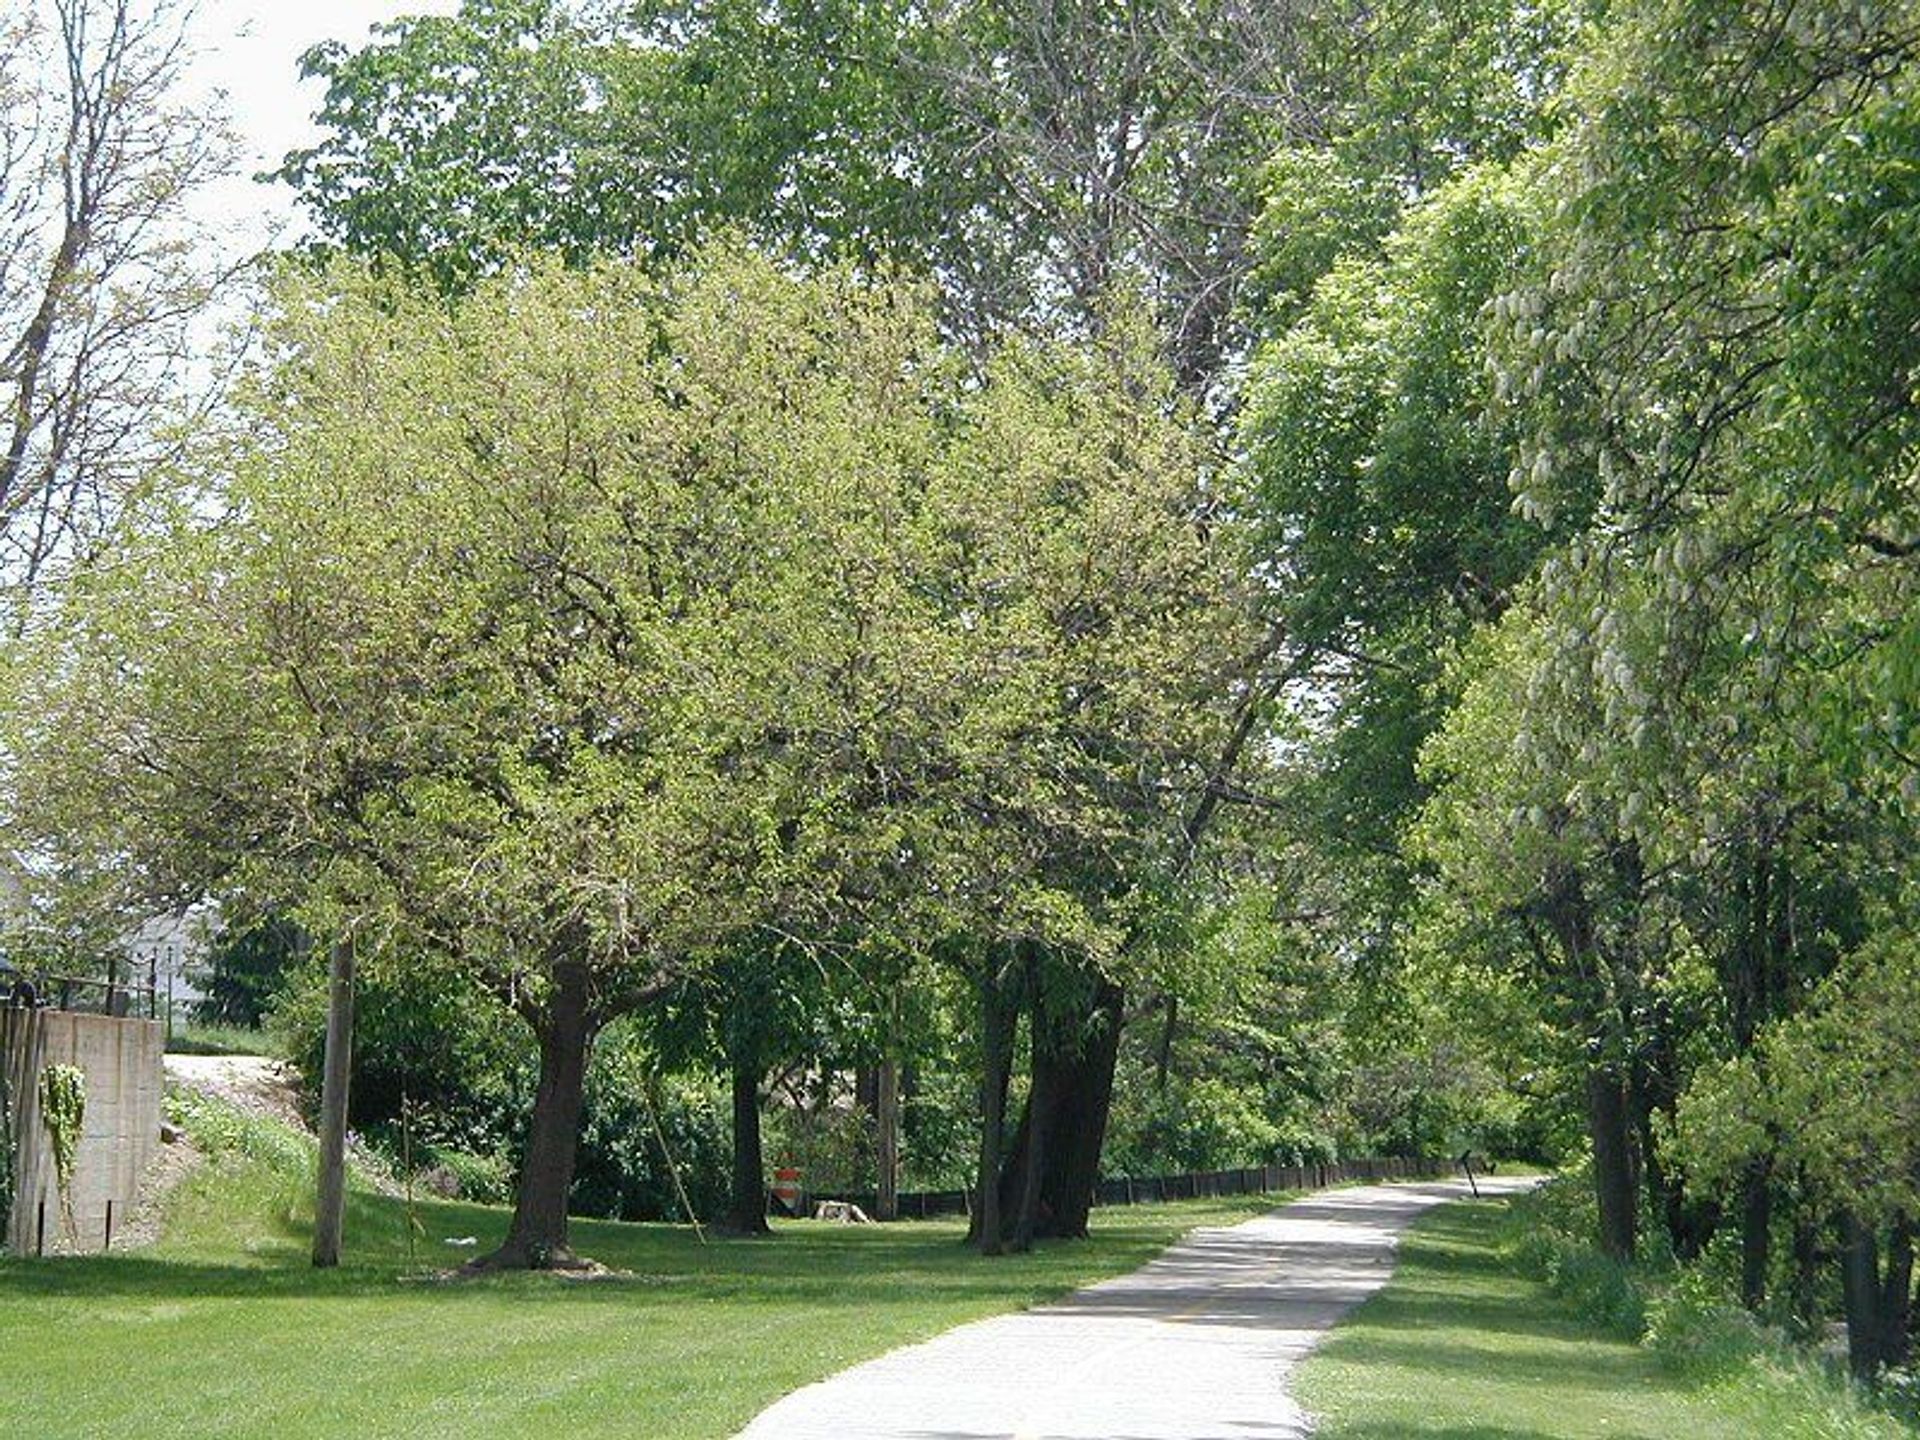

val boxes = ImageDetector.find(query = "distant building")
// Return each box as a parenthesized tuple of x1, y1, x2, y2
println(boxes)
(0, 850, 215, 1025)
(121, 910, 216, 1024)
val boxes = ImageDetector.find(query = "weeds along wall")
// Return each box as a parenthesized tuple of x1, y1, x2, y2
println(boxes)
(2, 1008, 164, 1255)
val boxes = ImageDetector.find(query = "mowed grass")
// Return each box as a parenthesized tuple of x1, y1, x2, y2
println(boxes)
(0, 1124, 1279, 1440)
(1294, 1196, 1912, 1440)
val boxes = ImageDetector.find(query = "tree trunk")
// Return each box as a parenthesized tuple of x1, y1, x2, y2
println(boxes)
(1841, 1211, 1884, 1381)
(725, 1050, 770, 1234)
(1009, 1060, 1046, 1253)
(1739, 1154, 1774, 1310)
(311, 936, 355, 1268)
(1541, 866, 1636, 1263)
(1633, 1012, 1716, 1262)
(996, 975, 1123, 1242)
(1881, 1213, 1914, 1371)
(481, 960, 596, 1269)
(1154, 995, 1177, 1094)
(971, 956, 1015, 1256)
(1790, 1204, 1822, 1340)
(1036, 980, 1122, 1239)
(1587, 1062, 1637, 1262)
(874, 1053, 900, 1223)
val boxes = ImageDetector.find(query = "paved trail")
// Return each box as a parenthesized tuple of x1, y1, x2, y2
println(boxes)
(735, 1175, 1537, 1440)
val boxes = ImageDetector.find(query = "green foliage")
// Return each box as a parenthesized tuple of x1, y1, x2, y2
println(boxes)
(1503, 1178, 1917, 1433)
(1674, 926, 1920, 1228)
(280, 0, 968, 296)
(37, 1063, 85, 1226)
(164, 1087, 312, 1179)
(413, 1145, 514, 1207)
(1549, 1245, 1653, 1339)
(190, 916, 303, 1030)
(1298, 1197, 1913, 1440)
(572, 1037, 729, 1224)
(1645, 1269, 1770, 1380)
(767, 1098, 874, 1200)
(1506, 1175, 1652, 1336)
(1105, 1075, 1284, 1175)
(900, 1061, 981, 1191)
(276, 947, 530, 1160)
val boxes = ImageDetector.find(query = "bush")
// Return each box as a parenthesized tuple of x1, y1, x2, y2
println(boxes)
(414, 1146, 513, 1205)
(165, 1087, 311, 1177)
(1505, 1173, 1650, 1337)
(1645, 1270, 1768, 1379)
(900, 1064, 977, 1191)
(1547, 1244, 1651, 1337)
(763, 1092, 876, 1199)
(1879, 1369, 1920, 1428)
(274, 955, 532, 1160)
(1505, 1173, 1911, 1437)
(189, 916, 302, 1028)
(1104, 1075, 1289, 1175)
(570, 1029, 729, 1223)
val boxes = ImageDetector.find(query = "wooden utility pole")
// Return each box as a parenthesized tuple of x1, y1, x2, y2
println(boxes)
(312, 934, 356, 1268)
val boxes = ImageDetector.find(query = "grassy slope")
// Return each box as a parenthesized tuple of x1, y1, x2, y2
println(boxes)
(0, 1103, 1278, 1439)
(1294, 1196, 1912, 1440)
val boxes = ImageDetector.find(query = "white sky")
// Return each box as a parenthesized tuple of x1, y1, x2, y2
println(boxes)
(182, 1, 462, 247)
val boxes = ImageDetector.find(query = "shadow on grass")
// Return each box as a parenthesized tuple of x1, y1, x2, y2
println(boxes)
(0, 1185, 1261, 1314)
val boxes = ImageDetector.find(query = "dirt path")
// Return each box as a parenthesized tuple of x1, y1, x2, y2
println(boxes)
(734, 1175, 1538, 1440)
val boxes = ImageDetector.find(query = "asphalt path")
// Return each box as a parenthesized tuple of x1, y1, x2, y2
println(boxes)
(734, 1175, 1537, 1440)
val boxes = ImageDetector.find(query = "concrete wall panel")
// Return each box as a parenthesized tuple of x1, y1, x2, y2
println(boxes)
(3, 1009, 164, 1254)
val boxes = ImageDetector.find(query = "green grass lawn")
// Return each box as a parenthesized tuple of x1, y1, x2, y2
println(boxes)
(0, 1112, 1278, 1439)
(162, 1020, 279, 1056)
(1294, 1195, 1912, 1440)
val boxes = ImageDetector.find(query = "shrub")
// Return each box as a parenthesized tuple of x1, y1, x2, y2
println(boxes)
(571, 1034, 729, 1223)
(1645, 1270, 1765, 1378)
(414, 1146, 513, 1205)
(1104, 1075, 1285, 1175)
(274, 956, 531, 1153)
(1546, 1244, 1650, 1337)
(1879, 1369, 1920, 1428)
(1504, 1173, 1649, 1337)
(165, 1087, 311, 1176)
(189, 916, 302, 1028)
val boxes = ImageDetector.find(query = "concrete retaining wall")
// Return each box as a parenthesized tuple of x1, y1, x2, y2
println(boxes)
(3, 1007, 165, 1254)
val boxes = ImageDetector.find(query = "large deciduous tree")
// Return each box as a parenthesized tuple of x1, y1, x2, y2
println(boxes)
(11, 245, 1260, 1263)
(10, 249, 950, 1266)
(279, 0, 1368, 387)
(909, 316, 1263, 1249)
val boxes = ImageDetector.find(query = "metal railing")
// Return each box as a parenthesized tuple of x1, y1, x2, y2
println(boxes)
(3, 964, 160, 1020)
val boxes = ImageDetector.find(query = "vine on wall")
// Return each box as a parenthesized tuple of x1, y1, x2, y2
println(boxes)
(39, 1063, 86, 1237)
